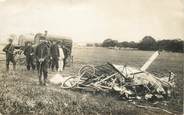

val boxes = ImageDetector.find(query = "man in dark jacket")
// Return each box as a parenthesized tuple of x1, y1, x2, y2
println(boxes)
(3, 38, 16, 71)
(24, 42, 35, 71)
(50, 41, 59, 71)
(35, 37, 50, 85)
(62, 45, 69, 70)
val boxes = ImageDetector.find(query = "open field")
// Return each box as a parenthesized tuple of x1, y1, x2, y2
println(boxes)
(0, 45, 183, 114)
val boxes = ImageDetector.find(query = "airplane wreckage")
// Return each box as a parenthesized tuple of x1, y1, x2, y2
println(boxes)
(50, 51, 176, 101)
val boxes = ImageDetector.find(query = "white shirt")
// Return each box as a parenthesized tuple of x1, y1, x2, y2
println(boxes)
(59, 47, 64, 59)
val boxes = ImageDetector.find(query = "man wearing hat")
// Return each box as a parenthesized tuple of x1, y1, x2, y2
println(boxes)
(24, 42, 35, 71)
(50, 40, 59, 71)
(3, 38, 16, 71)
(35, 36, 50, 85)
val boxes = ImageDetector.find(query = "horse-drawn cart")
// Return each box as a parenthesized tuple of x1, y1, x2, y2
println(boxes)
(15, 33, 73, 67)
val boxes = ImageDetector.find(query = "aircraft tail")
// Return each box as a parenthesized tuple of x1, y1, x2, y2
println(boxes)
(140, 51, 159, 71)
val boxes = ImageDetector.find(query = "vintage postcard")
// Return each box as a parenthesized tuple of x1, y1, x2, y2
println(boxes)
(0, 0, 183, 114)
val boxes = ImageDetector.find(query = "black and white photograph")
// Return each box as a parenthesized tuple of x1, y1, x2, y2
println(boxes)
(0, 0, 183, 114)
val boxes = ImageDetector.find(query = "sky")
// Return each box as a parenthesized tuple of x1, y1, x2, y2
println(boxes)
(0, 0, 183, 43)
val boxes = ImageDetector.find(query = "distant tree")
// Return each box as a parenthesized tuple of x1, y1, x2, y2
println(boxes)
(102, 39, 111, 47)
(118, 41, 129, 48)
(157, 39, 183, 52)
(94, 43, 102, 47)
(86, 43, 93, 47)
(102, 38, 118, 47)
(129, 41, 138, 48)
(101, 36, 183, 52)
(112, 40, 118, 47)
(123, 41, 130, 48)
(117, 41, 138, 48)
(138, 36, 158, 50)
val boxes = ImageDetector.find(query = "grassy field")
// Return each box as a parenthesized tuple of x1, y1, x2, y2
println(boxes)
(0, 45, 183, 114)
(73, 47, 183, 112)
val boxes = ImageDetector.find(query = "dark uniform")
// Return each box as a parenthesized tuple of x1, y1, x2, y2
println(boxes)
(62, 45, 69, 70)
(3, 43, 16, 71)
(50, 43, 59, 71)
(35, 41, 50, 85)
(24, 44, 35, 71)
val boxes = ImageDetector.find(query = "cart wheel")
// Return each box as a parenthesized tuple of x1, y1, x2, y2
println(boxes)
(78, 65, 95, 79)
(61, 76, 79, 89)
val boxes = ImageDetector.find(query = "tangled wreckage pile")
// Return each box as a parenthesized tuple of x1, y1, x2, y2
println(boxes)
(50, 51, 176, 101)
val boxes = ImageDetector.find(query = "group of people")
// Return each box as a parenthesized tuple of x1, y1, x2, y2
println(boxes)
(3, 36, 67, 86)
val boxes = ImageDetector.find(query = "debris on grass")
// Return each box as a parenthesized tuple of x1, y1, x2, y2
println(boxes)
(55, 62, 175, 102)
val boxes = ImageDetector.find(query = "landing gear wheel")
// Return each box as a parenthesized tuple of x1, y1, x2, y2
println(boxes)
(61, 76, 79, 89)
(78, 65, 95, 79)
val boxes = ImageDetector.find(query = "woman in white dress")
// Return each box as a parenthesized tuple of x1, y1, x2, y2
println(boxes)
(58, 44, 65, 72)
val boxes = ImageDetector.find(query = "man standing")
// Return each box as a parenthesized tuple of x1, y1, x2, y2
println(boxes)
(24, 42, 35, 71)
(3, 38, 16, 71)
(48, 40, 53, 69)
(58, 44, 65, 72)
(35, 37, 50, 85)
(62, 45, 69, 70)
(50, 41, 59, 71)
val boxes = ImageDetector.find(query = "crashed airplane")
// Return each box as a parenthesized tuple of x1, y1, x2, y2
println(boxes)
(111, 51, 175, 100)
(50, 51, 176, 100)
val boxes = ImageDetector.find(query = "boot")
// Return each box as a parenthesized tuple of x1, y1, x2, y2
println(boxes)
(27, 65, 30, 71)
(6, 64, 9, 72)
(43, 78, 47, 86)
(43, 74, 48, 86)
(39, 76, 42, 85)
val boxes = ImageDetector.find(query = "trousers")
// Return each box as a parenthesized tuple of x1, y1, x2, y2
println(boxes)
(37, 60, 48, 85)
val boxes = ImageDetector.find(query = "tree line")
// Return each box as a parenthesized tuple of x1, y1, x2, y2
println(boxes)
(86, 36, 183, 53)
(98, 36, 183, 53)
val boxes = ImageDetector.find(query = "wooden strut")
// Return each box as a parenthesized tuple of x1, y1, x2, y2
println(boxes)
(107, 62, 127, 79)
(94, 72, 118, 85)
(91, 62, 131, 86)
